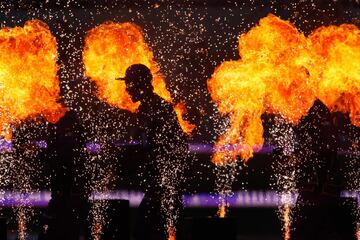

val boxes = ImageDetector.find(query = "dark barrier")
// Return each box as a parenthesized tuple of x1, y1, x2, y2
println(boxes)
(179, 217, 237, 240)
(292, 197, 357, 240)
(101, 199, 130, 240)
(0, 217, 6, 240)
(338, 197, 358, 239)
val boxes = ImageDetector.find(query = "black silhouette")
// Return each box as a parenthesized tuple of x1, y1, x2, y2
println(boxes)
(119, 64, 188, 240)
(292, 99, 355, 240)
(39, 110, 88, 240)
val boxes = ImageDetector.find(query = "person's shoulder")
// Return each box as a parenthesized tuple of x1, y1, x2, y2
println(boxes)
(152, 96, 173, 112)
(160, 98, 173, 111)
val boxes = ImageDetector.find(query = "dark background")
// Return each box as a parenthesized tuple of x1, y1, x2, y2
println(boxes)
(0, 0, 359, 192)
(0, 1, 359, 239)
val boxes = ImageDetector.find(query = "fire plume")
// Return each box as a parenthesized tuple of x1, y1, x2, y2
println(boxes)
(83, 21, 194, 134)
(310, 24, 360, 127)
(174, 103, 196, 135)
(0, 20, 65, 139)
(208, 14, 360, 164)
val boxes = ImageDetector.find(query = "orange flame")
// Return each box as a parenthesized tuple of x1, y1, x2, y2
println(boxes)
(0, 20, 66, 139)
(174, 103, 196, 135)
(218, 202, 227, 218)
(309, 24, 360, 127)
(208, 14, 360, 164)
(83, 21, 194, 134)
(168, 227, 176, 240)
(283, 204, 291, 240)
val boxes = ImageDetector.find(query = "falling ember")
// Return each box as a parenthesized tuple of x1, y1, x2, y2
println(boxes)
(83, 21, 194, 134)
(0, 20, 66, 139)
(208, 14, 360, 164)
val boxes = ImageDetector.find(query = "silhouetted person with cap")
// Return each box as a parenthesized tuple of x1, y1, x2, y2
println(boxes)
(292, 99, 354, 240)
(118, 64, 188, 240)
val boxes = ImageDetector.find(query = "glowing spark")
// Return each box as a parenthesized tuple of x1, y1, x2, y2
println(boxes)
(283, 204, 291, 240)
(218, 201, 227, 218)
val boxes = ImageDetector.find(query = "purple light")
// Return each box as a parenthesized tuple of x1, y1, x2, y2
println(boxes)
(32, 140, 47, 149)
(0, 191, 357, 208)
(85, 142, 102, 153)
(0, 139, 12, 152)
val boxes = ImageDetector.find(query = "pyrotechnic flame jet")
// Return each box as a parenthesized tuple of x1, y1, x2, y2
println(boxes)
(0, 20, 66, 140)
(0, 20, 66, 240)
(208, 14, 360, 165)
(83, 21, 195, 135)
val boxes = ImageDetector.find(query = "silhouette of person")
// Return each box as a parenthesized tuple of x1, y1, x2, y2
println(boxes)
(292, 99, 353, 240)
(39, 110, 88, 240)
(117, 64, 188, 240)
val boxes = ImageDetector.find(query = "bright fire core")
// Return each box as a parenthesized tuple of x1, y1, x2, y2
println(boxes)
(208, 14, 360, 165)
(0, 20, 66, 139)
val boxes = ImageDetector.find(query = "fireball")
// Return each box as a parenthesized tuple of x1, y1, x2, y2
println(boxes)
(0, 20, 65, 139)
(83, 21, 194, 134)
(208, 14, 360, 164)
(310, 24, 360, 127)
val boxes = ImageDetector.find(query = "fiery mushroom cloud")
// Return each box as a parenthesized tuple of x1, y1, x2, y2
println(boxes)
(208, 14, 360, 165)
(0, 20, 66, 139)
(83, 21, 195, 134)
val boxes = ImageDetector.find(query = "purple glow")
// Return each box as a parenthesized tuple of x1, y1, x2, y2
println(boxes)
(32, 140, 48, 149)
(1, 140, 354, 156)
(0, 139, 13, 152)
(114, 140, 141, 147)
(85, 142, 102, 153)
(0, 191, 357, 208)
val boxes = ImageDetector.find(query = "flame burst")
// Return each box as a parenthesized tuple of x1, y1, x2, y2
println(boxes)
(174, 102, 196, 135)
(0, 20, 66, 139)
(309, 24, 360, 127)
(83, 21, 194, 134)
(208, 14, 360, 164)
(168, 227, 176, 240)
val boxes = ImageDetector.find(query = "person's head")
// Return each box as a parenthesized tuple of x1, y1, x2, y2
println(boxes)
(117, 64, 154, 102)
